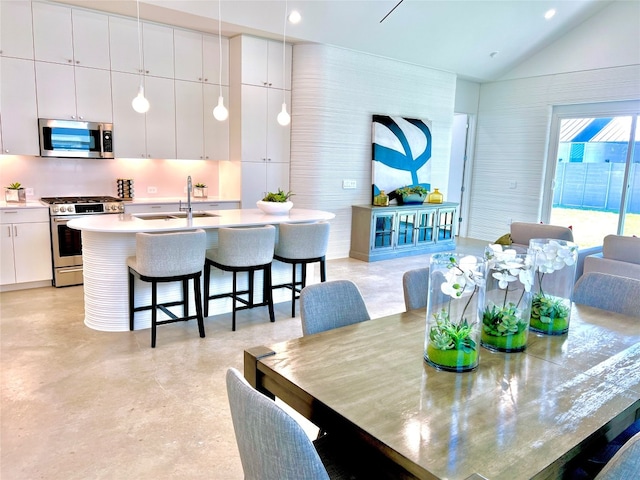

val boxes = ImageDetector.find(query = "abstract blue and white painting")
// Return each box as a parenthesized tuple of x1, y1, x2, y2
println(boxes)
(372, 115, 432, 203)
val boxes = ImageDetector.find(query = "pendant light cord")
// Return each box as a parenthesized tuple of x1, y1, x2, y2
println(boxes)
(136, 0, 143, 79)
(218, 0, 223, 98)
(282, 0, 287, 104)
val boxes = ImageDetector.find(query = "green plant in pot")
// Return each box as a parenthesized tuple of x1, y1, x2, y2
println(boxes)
(193, 182, 208, 198)
(395, 185, 428, 205)
(257, 188, 294, 214)
(5, 182, 26, 203)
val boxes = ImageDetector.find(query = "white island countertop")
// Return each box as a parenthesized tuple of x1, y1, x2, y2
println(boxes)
(67, 208, 335, 233)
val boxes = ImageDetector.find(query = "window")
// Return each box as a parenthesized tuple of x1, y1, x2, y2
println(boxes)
(543, 101, 640, 248)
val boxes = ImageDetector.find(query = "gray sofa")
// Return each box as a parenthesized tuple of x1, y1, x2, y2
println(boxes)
(583, 234, 640, 280)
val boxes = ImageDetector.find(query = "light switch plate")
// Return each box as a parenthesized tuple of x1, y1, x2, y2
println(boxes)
(342, 179, 357, 189)
(147, 186, 158, 194)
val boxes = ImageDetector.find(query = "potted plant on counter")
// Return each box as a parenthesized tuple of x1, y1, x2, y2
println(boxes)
(193, 183, 208, 198)
(5, 182, 26, 203)
(256, 188, 294, 215)
(395, 185, 428, 205)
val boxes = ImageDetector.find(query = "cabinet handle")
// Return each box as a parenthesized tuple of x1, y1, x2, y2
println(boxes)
(67, 59, 73, 63)
(13, 225, 18, 237)
(75, 60, 80, 64)
(203, 78, 208, 82)
(267, 158, 271, 162)
(6, 226, 11, 237)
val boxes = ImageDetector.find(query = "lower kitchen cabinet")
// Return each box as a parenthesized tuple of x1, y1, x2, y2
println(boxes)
(0, 208, 52, 286)
(350, 203, 458, 262)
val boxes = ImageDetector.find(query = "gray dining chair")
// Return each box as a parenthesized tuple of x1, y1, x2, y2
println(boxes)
(594, 431, 640, 480)
(572, 272, 640, 317)
(226, 368, 363, 480)
(127, 229, 207, 348)
(402, 267, 430, 311)
(299, 280, 371, 335)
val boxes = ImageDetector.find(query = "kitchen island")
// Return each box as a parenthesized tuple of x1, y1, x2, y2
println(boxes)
(68, 208, 335, 332)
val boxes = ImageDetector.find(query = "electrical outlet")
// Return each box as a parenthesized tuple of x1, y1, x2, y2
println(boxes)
(147, 186, 158, 194)
(25, 188, 34, 196)
(509, 181, 517, 189)
(342, 179, 357, 189)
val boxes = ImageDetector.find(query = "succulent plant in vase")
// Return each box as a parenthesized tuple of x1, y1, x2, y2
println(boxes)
(193, 182, 208, 198)
(395, 185, 428, 205)
(5, 182, 26, 203)
(257, 188, 294, 214)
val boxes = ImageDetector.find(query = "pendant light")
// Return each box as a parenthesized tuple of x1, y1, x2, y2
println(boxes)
(277, 0, 290, 126)
(212, 0, 229, 121)
(131, 0, 149, 113)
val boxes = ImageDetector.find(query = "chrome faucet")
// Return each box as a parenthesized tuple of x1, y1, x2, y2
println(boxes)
(180, 175, 193, 221)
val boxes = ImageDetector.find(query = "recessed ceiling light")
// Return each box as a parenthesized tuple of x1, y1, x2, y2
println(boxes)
(489, 51, 499, 59)
(544, 8, 556, 20)
(288, 10, 301, 24)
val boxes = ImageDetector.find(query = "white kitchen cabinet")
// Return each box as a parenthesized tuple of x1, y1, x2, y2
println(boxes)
(0, 57, 38, 155)
(111, 72, 175, 159)
(71, 9, 111, 70)
(111, 71, 146, 158)
(240, 161, 289, 208)
(109, 16, 140, 74)
(203, 33, 229, 86)
(237, 84, 290, 163)
(0, 208, 52, 286)
(175, 81, 229, 160)
(203, 83, 230, 160)
(35, 62, 112, 122)
(145, 76, 176, 159)
(125, 201, 240, 214)
(142, 22, 174, 78)
(175, 30, 229, 86)
(1, 0, 34, 60)
(233, 35, 291, 90)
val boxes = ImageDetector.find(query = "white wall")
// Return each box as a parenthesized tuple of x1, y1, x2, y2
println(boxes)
(466, 0, 640, 242)
(290, 44, 456, 259)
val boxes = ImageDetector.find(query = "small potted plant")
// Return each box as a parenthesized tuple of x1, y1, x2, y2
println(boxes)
(394, 185, 428, 205)
(193, 183, 208, 198)
(5, 182, 26, 203)
(256, 188, 294, 215)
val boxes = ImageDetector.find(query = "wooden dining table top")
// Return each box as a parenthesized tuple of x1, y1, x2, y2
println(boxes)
(244, 305, 640, 480)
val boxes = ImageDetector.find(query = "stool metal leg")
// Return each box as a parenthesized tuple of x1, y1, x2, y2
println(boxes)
(182, 279, 189, 318)
(265, 266, 275, 323)
(291, 262, 298, 318)
(151, 281, 158, 348)
(194, 274, 205, 338)
(129, 270, 135, 331)
(203, 262, 211, 317)
(232, 271, 237, 332)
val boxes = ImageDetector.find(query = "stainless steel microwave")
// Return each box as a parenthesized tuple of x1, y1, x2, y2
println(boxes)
(38, 118, 114, 158)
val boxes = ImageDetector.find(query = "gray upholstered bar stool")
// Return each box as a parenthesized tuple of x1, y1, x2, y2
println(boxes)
(127, 229, 207, 348)
(272, 221, 330, 318)
(203, 225, 276, 331)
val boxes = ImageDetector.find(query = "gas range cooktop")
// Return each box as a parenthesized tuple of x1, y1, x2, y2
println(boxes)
(41, 196, 124, 215)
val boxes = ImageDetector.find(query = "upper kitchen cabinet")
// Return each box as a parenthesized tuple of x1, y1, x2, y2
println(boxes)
(232, 35, 291, 90)
(0, 57, 38, 155)
(32, 2, 110, 69)
(110, 16, 174, 78)
(0, 0, 34, 59)
(175, 81, 229, 160)
(175, 30, 228, 86)
(35, 63, 112, 122)
(111, 71, 175, 159)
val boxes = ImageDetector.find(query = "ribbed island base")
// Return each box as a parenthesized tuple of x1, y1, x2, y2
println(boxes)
(69, 208, 335, 332)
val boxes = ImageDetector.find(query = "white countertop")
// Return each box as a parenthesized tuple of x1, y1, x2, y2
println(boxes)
(0, 201, 48, 210)
(67, 208, 335, 233)
(124, 196, 240, 205)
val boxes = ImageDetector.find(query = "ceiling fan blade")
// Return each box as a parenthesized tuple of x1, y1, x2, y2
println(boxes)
(380, 0, 404, 23)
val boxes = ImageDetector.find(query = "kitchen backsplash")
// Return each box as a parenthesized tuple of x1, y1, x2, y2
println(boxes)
(0, 156, 223, 199)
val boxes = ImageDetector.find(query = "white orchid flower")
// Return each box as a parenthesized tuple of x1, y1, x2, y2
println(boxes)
(492, 270, 517, 289)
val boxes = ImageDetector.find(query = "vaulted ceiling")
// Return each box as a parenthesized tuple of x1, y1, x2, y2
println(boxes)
(56, 0, 614, 82)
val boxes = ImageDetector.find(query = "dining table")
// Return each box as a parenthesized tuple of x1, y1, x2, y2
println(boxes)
(244, 305, 640, 480)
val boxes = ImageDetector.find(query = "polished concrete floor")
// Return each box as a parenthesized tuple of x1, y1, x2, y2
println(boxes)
(1, 239, 486, 479)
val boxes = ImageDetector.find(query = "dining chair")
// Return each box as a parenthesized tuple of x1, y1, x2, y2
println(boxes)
(594, 431, 640, 479)
(226, 368, 363, 480)
(272, 221, 331, 318)
(127, 229, 207, 348)
(203, 225, 276, 331)
(402, 266, 430, 311)
(572, 272, 640, 317)
(299, 280, 370, 335)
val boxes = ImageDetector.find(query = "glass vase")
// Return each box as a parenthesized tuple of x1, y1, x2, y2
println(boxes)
(481, 246, 535, 352)
(424, 253, 485, 372)
(528, 239, 578, 335)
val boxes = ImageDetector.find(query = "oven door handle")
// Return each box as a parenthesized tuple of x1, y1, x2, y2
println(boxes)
(53, 217, 72, 224)
(58, 267, 83, 273)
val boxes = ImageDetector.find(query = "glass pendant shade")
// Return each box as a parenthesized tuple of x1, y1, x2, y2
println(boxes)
(131, 85, 150, 113)
(277, 102, 290, 126)
(213, 96, 229, 121)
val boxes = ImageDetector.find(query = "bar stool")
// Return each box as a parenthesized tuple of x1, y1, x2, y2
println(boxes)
(203, 225, 276, 331)
(127, 229, 207, 348)
(272, 221, 330, 317)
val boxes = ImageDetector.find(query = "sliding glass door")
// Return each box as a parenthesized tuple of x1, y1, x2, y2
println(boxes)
(544, 101, 639, 248)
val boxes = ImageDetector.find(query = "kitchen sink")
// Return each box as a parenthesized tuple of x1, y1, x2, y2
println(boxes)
(134, 212, 219, 220)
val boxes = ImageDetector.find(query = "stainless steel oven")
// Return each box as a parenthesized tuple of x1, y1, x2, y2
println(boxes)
(41, 196, 124, 287)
